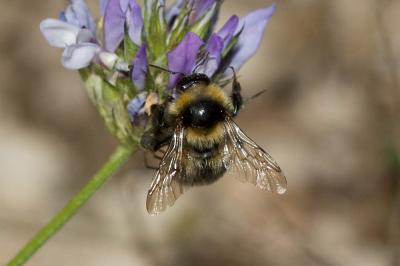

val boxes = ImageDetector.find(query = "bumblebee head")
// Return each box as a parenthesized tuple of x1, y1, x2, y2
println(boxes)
(176, 73, 210, 92)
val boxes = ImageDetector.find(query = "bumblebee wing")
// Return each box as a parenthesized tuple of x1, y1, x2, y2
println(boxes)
(224, 117, 287, 194)
(146, 124, 186, 214)
(144, 148, 167, 170)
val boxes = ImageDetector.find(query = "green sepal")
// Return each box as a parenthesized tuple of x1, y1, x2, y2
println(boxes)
(150, 68, 169, 100)
(115, 77, 137, 104)
(79, 68, 140, 145)
(144, 67, 156, 93)
(124, 29, 139, 62)
(166, 2, 191, 49)
(222, 26, 243, 58)
(189, 2, 220, 40)
(144, 0, 167, 63)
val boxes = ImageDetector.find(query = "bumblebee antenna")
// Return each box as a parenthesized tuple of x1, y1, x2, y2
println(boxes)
(228, 66, 269, 104)
(244, 89, 270, 103)
(148, 64, 184, 75)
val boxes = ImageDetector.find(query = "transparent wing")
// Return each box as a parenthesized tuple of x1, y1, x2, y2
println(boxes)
(224, 117, 287, 194)
(146, 124, 186, 214)
(144, 148, 167, 170)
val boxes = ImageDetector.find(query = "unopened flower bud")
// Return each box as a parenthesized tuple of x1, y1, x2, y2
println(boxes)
(99, 51, 119, 69)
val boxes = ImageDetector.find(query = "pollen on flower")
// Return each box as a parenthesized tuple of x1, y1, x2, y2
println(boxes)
(144, 93, 160, 115)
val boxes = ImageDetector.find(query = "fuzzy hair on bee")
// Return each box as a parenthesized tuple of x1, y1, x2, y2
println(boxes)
(140, 71, 287, 214)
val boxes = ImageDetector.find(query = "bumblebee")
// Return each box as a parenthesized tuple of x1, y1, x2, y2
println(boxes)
(141, 70, 287, 214)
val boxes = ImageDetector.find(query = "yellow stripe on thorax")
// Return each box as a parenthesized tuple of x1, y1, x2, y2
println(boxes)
(169, 83, 233, 115)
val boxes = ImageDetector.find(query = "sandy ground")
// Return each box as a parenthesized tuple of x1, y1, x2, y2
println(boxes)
(1, 0, 400, 265)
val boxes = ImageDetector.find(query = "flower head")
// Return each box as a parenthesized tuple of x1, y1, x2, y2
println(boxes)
(40, 0, 276, 144)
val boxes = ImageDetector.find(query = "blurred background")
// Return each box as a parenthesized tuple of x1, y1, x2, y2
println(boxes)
(1, 0, 400, 265)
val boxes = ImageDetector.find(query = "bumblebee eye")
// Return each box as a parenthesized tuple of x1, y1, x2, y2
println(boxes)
(182, 100, 224, 129)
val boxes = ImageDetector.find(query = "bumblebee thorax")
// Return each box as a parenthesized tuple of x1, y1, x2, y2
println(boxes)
(168, 82, 234, 119)
(182, 99, 225, 129)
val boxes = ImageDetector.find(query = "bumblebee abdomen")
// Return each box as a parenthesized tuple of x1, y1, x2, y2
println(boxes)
(181, 153, 227, 185)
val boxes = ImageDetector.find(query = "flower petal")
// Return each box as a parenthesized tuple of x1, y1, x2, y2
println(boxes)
(228, 4, 276, 70)
(63, 6, 80, 25)
(165, 0, 184, 26)
(131, 44, 148, 91)
(76, 28, 95, 43)
(99, 51, 119, 69)
(145, 0, 165, 16)
(61, 43, 100, 69)
(127, 93, 146, 122)
(189, 0, 215, 23)
(104, 0, 126, 52)
(126, 0, 143, 45)
(197, 33, 223, 76)
(64, 0, 96, 34)
(40, 18, 80, 48)
(100, 0, 109, 16)
(218, 15, 239, 49)
(120, 0, 130, 12)
(167, 32, 204, 89)
(59, 11, 67, 22)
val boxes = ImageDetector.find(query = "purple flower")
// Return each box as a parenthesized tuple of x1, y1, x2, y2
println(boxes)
(196, 33, 223, 76)
(165, 0, 184, 26)
(60, 0, 96, 35)
(100, 0, 108, 16)
(227, 4, 276, 71)
(60, 42, 100, 69)
(167, 32, 204, 89)
(40, 0, 101, 69)
(127, 0, 143, 45)
(40, 18, 101, 69)
(104, 0, 143, 52)
(127, 93, 146, 123)
(189, 0, 216, 24)
(193, 15, 238, 77)
(104, 0, 126, 52)
(217, 15, 239, 50)
(131, 44, 148, 90)
(165, 3, 276, 86)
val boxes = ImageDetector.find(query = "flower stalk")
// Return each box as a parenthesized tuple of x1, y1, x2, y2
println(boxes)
(7, 145, 136, 266)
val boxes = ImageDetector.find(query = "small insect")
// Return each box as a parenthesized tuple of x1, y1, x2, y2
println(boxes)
(141, 69, 287, 214)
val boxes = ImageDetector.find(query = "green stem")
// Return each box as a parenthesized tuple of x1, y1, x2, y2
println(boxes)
(7, 144, 136, 266)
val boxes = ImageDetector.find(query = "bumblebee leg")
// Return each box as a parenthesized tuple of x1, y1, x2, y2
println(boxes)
(141, 104, 174, 152)
(143, 147, 167, 170)
(155, 148, 166, 158)
(153, 154, 163, 160)
(230, 67, 243, 117)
